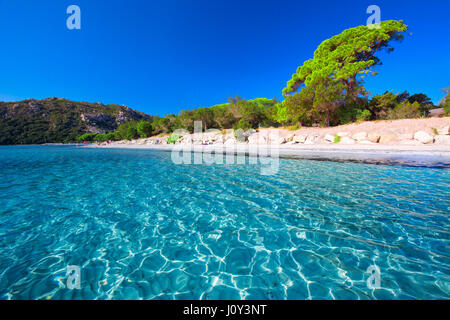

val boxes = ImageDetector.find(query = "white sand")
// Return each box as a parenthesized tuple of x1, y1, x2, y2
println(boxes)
(84, 118, 450, 165)
(86, 143, 450, 166)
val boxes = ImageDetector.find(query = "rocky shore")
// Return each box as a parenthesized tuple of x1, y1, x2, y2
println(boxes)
(106, 118, 450, 148)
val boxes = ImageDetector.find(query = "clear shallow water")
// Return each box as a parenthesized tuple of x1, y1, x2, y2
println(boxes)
(0, 145, 449, 300)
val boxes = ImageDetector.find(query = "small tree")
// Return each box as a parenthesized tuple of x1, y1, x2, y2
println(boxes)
(387, 101, 421, 120)
(282, 20, 407, 126)
(137, 120, 153, 138)
(125, 126, 139, 140)
(440, 88, 450, 115)
(408, 93, 433, 116)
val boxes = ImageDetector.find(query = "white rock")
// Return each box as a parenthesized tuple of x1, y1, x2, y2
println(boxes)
(278, 137, 287, 144)
(247, 134, 258, 144)
(437, 125, 450, 135)
(337, 132, 350, 137)
(286, 134, 295, 142)
(224, 138, 236, 145)
(324, 134, 335, 142)
(341, 137, 356, 144)
(248, 134, 267, 144)
(304, 136, 315, 144)
(293, 134, 307, 143)
(434, 135, 450, 145)
(258, 135, 268, 144)
(352, 132, 367, 141)
(269, 133, 279, 143)
(414, 131, 434, 144)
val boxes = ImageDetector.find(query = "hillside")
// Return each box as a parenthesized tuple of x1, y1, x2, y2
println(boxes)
(0, 97, 152, 145)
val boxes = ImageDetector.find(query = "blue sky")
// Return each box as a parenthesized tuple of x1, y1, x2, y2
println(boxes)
(0, 0, 448, 115)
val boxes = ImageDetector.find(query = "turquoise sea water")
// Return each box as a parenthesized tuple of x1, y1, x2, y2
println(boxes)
(0, 145, 449, 300)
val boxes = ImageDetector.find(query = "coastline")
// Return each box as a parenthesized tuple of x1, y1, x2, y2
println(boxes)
(86, 143, 450, 167)
(82, 118, 450, 166)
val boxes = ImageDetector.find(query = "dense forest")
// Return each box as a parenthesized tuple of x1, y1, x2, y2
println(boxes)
(1, 20, 449, 145)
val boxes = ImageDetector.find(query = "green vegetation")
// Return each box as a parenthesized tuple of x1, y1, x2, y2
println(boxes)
(440, 89, 450, 116)
(0, 98, 151, 145)
(74, 97, 278, 142)
(1, 21, 447, 146)
(280, 20, 409, 126)
(168, 133, 183, 144)
(333, 135, 341, 144)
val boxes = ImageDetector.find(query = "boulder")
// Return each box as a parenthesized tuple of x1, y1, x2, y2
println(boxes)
(341, 137, 356, 145)
(434, 135, 450, 145)
(269, 133, 279, 144)
(216, 136, 224, 144)
(247, 134, 258, 144)
(259, 135, 268, 144)
(337, 132, 350, 137)
(246, 129, 257, 136)
(248, 134, 267, 144)
(437, 125, 449, 135)
(304, 136, 315, 144)
(379, 134, 397, 144)
(278, 137, 287, 144)
(352, 132, 368, 141)
(293, 134, 307, 143)
(324, 134, 335, 142)
(429, 108, 445, 117)
(414, 131, 434, 144)
(367, 133, 381, 143)
(224, 138, 236, 145)
(286, 134, 295, 142)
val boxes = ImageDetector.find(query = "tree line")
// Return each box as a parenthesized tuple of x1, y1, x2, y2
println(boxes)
(77, 20, 449, 143)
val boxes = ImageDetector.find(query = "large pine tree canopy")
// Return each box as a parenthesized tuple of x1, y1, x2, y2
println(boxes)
(282, 20, 408, 97)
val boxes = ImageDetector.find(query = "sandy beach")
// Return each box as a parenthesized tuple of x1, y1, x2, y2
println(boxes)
(86, 139, 450, 167)
(85, 118, 450, 166)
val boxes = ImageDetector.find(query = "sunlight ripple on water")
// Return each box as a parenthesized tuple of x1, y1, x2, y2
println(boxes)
(0, 146, 449, 300)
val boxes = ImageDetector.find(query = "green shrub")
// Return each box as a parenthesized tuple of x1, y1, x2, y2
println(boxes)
(125, 127, 139, 140)
(443, 91, 450, 115)
(287, 124, 302, 131)
(356, 109, 371, 121)
(386, 101, 421, 120)
(168, 133, 183, 144)
(76, 133, 97, 142)
(95, 133, 108, 142)
(333, 135, 341, 143)
(137, 120, 153, 138)
(233, 119, 252, 131)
